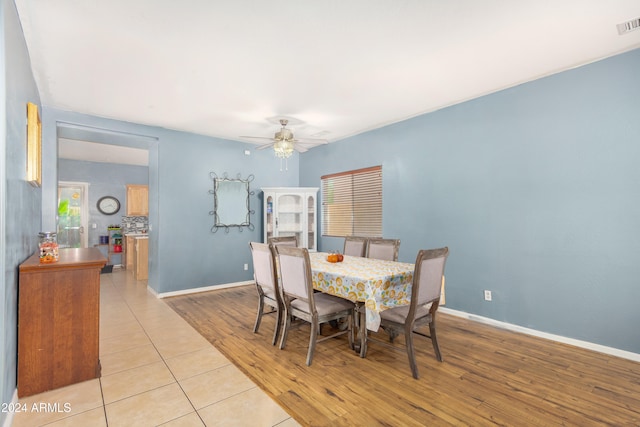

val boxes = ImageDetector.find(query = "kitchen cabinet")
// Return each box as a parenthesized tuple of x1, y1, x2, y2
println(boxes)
(133, 237, 149, 280)
(124, 235, 135, 270)
(18, 248, 106, 397)
(262, 187, 318, 251)
(126, 184, 148, 216)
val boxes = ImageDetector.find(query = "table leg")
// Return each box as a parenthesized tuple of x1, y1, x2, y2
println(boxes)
(358, 307, 367, 358)
(352, 303, 367, 357)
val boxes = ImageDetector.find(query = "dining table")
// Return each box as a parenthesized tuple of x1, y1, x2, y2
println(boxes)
(308, 251, 418, 356)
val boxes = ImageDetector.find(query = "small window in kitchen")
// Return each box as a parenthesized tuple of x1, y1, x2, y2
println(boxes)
(321, 166, 382, 237)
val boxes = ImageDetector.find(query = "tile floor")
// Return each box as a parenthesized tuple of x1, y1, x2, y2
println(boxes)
(12, 268, 299, 427)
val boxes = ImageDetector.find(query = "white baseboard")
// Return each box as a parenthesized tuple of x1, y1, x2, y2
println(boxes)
(440, 307, 640, 363)
(2, 389, 18, 427)
(156, 280, 253, 299)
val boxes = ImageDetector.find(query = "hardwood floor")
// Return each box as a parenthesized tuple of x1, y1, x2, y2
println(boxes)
(166, 285, 640, 426)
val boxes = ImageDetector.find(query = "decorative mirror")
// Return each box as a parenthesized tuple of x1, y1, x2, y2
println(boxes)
(209, 172, 255, 233)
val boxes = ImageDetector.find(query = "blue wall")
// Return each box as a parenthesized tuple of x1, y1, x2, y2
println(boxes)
(58, 159, 148, 246)
(300, 48, 640, 354)
(41, 109, 300, 294)
(1, 0, 41, 420)
(154, 126, 299, 291)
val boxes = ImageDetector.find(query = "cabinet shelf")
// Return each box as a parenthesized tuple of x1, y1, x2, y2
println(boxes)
(106, 228, 123, 267)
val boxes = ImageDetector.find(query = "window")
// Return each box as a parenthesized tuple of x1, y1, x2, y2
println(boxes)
(321, 166, 382, 237)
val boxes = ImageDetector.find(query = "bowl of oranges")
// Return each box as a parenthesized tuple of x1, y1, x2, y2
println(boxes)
(326, 252, 344, 263)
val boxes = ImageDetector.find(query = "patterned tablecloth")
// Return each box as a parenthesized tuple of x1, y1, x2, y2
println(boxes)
(309, 252, 415, 331)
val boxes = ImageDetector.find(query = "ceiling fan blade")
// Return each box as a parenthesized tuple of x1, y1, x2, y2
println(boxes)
(239, 136, 276, 142)
(256, 143, 274, 150)
(294, 138, 329, 144)
(293, 141, 327, 147)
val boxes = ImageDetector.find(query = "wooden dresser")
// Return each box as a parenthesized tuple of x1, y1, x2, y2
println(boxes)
(18, 248, 106, 397)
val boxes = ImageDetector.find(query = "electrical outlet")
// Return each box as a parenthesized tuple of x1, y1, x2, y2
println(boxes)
(484, 290, 492, 301)
(244, 263, 248, 271)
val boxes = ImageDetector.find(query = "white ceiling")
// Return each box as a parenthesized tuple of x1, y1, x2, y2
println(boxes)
(15, 0, 640, 163)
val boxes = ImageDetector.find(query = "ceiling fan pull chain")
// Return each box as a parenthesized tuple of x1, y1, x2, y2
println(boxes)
(279, 156, 288, 172)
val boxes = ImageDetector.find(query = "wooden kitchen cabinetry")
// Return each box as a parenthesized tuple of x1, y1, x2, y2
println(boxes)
(133, 237, 149, 280)
(125, 236, 148, 279)
(126, 184, 148, 216)
(124, 235, 135, 270)
(18, 248, 106, 397)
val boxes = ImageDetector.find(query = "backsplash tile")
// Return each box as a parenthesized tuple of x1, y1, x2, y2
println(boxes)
(121, 216, 148, 234)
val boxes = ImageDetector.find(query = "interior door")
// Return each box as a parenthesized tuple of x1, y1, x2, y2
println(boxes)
(57, 181, 89, 248)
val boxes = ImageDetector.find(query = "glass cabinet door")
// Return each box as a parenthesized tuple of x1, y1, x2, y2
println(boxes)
(266, 195, 274, 242)
(306, 195, 315, 250)
(276, 194, 302, 244)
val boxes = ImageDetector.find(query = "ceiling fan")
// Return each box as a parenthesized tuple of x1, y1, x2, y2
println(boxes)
(240, 119, 328, 159)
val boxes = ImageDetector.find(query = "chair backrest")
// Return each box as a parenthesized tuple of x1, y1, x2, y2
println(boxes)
(249, 242, 277, 293)
(412, 247, 449, 308)
(366, 238, 400, 261)
(343, 237, 368, 257)
(268, 235, 298, 247)
(274, 245, 314, 304)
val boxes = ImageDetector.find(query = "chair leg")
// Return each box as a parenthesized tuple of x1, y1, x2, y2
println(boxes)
(429, 319, 443, 362)
(387, 328, 398, 343)
(272, 306, 283, 346)
(279, 306, 291, 350)
(307, 318, 319, 366)
(253, 295, 264, 333)
(347, 313, 354, 350)
(405, 324, 419, 379)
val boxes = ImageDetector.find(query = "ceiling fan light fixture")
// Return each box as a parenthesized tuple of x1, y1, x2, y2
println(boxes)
(273, 139, 294, 159)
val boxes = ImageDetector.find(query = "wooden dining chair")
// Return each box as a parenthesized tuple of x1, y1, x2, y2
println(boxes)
(343, 236, 368, 257)
(268, 235, 298, 247)
(367, 247, 449, 379)
(366, 238, 400, 261)
(274, 245, 355, 366)
(249, 242, 283, 345)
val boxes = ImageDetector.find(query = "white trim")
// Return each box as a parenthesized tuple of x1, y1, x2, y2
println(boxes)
(440, 307, 640, 363)
(156, 280, 254, 299)
(2, 390, 18, 427)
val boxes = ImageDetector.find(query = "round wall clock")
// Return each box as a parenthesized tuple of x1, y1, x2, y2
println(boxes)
(97, 196, 121, 215)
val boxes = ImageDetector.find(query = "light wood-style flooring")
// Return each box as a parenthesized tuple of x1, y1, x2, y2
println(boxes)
(167, 285, 640, 426)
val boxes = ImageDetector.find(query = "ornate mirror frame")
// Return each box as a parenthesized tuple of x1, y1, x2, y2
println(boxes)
(209, 172, 255, 233)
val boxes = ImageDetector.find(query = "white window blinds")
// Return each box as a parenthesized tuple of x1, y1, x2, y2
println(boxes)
(321, 166, 382, 237)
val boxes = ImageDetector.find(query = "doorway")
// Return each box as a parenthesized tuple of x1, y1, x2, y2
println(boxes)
(57, 181, 89, 248)
(55, 122, 157, 289)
